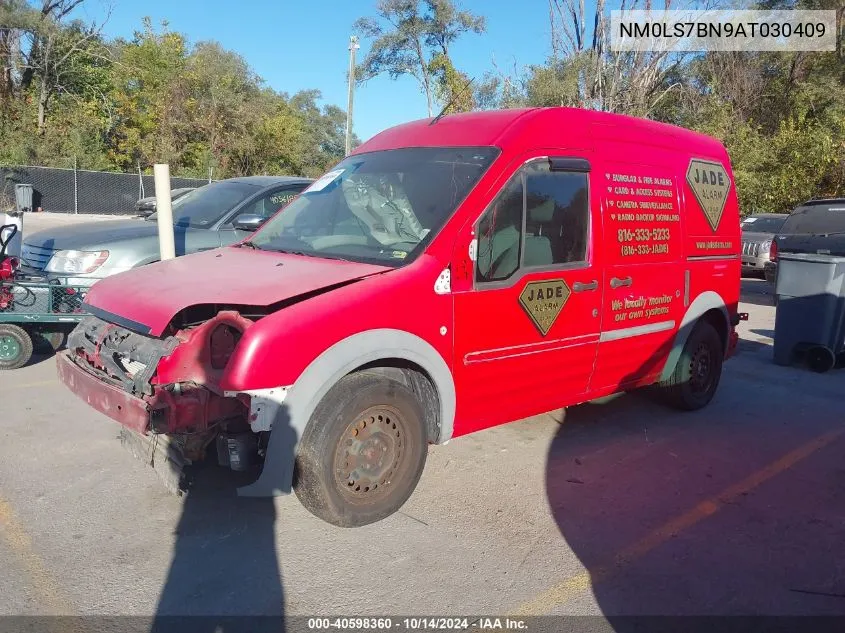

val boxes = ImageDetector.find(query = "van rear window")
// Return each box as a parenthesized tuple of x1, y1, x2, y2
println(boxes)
(780, 205, 845, 235)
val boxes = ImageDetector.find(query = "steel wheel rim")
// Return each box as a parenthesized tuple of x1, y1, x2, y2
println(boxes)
(688, 342, 714, 394)
(333, 405, 407, 503)
(0, 334, 21, 361)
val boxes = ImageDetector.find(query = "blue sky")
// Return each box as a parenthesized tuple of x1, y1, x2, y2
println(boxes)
(76, 0, 556, 142)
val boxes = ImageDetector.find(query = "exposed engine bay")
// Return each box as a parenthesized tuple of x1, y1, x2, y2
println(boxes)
(63, 312, 266, 493)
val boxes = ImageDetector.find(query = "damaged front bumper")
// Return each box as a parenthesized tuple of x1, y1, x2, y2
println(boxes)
(61, 315, 248, 435)
(59, 314, 296, 497)
(57, 351, 155, 434)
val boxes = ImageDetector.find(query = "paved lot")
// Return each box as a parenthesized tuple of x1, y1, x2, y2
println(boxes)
(1, 225, 844, 619)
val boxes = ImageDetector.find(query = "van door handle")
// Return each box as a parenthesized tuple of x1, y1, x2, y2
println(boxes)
(573, 280, 598, 292)
(610, 276, 633, 289)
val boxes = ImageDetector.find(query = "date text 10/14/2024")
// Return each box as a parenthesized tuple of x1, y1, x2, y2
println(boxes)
(307, 617, 529, 631)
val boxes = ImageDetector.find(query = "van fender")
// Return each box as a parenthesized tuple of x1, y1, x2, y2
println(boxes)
(659, 291, 730, 382)
(236, 328, 456, 497)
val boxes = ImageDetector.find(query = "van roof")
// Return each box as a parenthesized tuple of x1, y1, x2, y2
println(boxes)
(356, 107, 726, 157)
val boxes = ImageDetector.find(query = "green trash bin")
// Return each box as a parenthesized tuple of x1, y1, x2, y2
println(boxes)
(773, 252, 845, 371)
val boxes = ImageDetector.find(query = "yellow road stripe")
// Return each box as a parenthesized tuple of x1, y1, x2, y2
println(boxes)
(0, 496, 76, 616)
(512, 427, 845, 616)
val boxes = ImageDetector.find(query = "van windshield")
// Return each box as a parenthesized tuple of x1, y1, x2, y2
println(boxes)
(780, 204, 845, 235)
(247, 147, 499, 265)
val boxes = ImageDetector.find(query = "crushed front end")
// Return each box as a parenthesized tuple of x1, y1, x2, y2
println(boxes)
(58, 311, 263, 493)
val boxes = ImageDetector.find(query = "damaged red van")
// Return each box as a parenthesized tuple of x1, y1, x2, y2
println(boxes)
(58, 108, 742, 527)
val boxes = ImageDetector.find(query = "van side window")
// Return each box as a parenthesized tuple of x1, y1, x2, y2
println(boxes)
(524, 162, 589, 267)
(476, 176, 524, 283)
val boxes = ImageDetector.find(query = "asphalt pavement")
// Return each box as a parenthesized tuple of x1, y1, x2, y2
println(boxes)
(0, 225, 843, 621)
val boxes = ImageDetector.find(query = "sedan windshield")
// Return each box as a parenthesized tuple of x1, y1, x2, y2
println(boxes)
(248, 147, 499, 265)
(741, 216, 786, 233)
(147, 181, 261, 228)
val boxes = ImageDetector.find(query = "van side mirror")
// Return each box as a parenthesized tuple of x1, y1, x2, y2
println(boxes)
(234, 214, 265, 231)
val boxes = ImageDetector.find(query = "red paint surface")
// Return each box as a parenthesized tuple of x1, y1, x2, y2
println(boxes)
(57, 353, 152, 434)
(78, 108, 741, 440)
(58, 350, 245, 435)
(83, 247, 389, 336)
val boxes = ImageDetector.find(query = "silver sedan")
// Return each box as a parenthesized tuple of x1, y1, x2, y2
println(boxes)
(20, 176, 312, 287)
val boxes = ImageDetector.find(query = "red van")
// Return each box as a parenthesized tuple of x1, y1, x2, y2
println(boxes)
(58, 108, 742, 527)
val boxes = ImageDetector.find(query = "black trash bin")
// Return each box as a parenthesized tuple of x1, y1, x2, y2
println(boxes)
(773, 253, 845, 371)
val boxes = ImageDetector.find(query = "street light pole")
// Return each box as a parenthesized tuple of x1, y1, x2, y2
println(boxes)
(345, 35, 360, 156)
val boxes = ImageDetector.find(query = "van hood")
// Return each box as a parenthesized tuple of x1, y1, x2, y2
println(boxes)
(82, 246, 391, 336)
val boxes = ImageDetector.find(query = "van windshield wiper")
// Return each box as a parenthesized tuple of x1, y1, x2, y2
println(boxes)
(262, 247, 353, 263)
(238, 241, 262, 250)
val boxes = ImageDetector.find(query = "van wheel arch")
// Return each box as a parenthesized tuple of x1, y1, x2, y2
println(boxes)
(660, 320, 724, 410)
(236, 329, 456, 499)
(354, 360, 442, 444)
(700, 308, 728, 353)
(659, 292, 730, 383)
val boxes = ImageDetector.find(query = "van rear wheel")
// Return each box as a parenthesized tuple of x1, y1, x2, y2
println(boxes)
(661, 321, 723, 411)
(294, 371, 428, 527)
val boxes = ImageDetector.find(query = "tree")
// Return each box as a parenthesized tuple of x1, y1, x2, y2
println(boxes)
(13, 0, 111, 131)
(353, 0, 484, 117)
(108, 19, 188, 170)
(475, 0, 843, 213)
(428, 52, 474, 113)
(530, 0, 690, 116)
(186, 41, 259, 174)
(290, 89, 356, 176)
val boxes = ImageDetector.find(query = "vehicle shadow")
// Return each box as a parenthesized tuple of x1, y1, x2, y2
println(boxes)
(545, 319, 845, 624)
(22, 327, 73, 368)
(149, 404, 297, 633)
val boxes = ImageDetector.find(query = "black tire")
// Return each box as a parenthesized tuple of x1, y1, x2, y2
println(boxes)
(661, 321, 723, 411)
(294, 371, 428, 527)
(0, 324, 33, 370)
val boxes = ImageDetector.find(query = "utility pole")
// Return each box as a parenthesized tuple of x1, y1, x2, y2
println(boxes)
(345, 35, 360, 156)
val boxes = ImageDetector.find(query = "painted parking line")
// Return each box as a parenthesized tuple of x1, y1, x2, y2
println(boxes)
(512, 427, 845, 616)
(0, 495, 76, 616)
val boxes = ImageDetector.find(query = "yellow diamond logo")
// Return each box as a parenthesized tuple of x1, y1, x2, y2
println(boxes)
(519, 279, 570, 336)
(686, 159, 731, 232)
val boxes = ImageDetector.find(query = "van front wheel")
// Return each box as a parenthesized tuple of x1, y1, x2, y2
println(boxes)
(661, 321, 723, 411)
(294, 371, 428, 527)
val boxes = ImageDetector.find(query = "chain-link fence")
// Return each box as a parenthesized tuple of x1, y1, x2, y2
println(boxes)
(0, 163, 212, 215)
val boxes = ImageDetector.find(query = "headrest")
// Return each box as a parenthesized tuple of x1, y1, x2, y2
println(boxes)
(529, 199, 555, 223)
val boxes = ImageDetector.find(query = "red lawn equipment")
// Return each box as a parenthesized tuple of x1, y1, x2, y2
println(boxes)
(0, 224, 19, 309)
(0, 222, 88, 370)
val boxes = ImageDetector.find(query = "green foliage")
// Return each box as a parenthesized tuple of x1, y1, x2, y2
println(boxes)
(428, 52, 475, 113)
(483, 46, 843, 215)
(654, 47, 845, 214)
(354, 0, 484, 116)
(0, 8, 354, 179)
